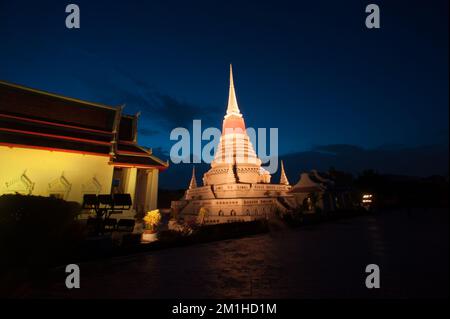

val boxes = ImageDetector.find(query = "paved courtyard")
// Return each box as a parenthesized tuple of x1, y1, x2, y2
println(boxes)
(15, 209, 449, 298)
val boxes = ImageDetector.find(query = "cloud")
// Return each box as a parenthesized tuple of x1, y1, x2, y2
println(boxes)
(312, 144, 365, 155)
(152, 93, 220, 128)
(72, 49, 220, 130)
(280, 144, 449, 183)
(138, 127, 160, 137)
(159, 143, 449, 189)
(151, 146, 170, 158)
(109, 80, 219, 129)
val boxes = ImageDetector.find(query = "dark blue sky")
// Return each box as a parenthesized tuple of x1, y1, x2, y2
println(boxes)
(0, 0, 448, 185)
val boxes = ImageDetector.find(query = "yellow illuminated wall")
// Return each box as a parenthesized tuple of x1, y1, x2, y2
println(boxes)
(0, 146, 114, 202)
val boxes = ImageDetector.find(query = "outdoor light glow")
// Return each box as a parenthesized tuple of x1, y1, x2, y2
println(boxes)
(362, 194, 373, 205)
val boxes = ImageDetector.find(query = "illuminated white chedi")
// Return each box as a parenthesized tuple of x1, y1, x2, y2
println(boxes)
(203, 65, 271, 186)
(171, 65, 296, 225)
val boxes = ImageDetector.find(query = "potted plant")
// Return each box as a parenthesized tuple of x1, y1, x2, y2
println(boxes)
(142, 209, 161, 242)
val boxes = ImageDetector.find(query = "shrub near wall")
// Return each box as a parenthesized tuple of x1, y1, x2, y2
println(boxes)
(0, 194, 82, 271)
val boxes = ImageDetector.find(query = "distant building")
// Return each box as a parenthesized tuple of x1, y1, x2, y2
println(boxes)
(290, 169, 354, 213)
(171, 65, 296, 224)
(0, 81, 168, 217)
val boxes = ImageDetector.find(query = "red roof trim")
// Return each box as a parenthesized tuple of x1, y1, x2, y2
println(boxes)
(0, 127, 112, 146)
(117, 150, 149, 156)
(118, 140, 136, 145)
(0, 113, 113, 135)
(111, 162, 168, 171)
(0, 142, 110, 157)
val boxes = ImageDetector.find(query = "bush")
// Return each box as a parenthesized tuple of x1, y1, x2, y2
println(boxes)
(0, 194, 82, 270)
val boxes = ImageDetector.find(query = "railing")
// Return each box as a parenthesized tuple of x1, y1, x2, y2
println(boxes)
(82, 193, 132, 235)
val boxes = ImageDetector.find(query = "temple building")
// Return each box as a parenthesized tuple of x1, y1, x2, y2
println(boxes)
(171, 66, 297, 224)
(290, 169, 355, 213)
(0, 81, 168, 217)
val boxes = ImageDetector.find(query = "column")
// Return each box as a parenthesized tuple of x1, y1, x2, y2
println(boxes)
(145, 168, 159, 211)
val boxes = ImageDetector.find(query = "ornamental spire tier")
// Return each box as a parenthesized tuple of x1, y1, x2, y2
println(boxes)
(225, 64, 242, 119)
(204, 65, 265, 185)
(188, 166, 197, 189)
(280, 160, 290, 185)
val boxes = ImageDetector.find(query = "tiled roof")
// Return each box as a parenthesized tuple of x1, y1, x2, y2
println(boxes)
(0, 129, 111, 155)
(0, 80, 168, 170)
(0, 81, 116, 131)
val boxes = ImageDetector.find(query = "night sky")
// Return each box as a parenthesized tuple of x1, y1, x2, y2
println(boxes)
(0, 0, 448, 188)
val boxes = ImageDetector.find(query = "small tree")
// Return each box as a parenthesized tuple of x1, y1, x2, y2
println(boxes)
(143, 209, 161, 232)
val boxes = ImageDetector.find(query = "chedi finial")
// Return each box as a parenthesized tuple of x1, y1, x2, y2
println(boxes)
(225, 64, 242, 118)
